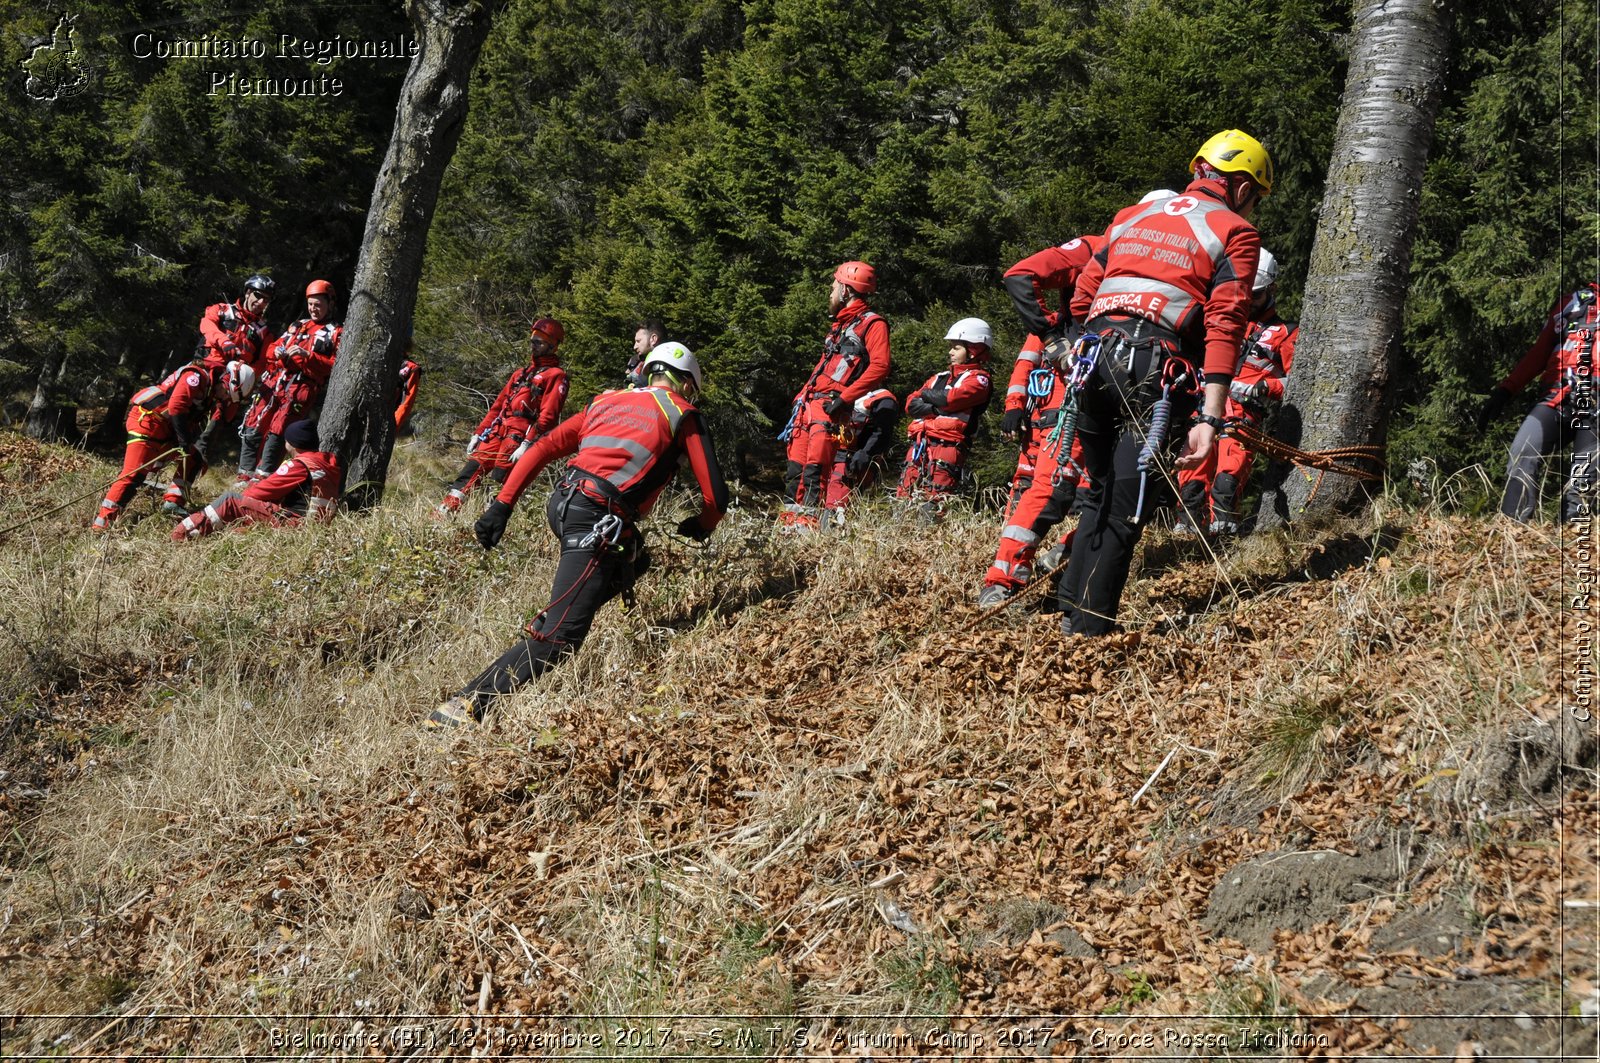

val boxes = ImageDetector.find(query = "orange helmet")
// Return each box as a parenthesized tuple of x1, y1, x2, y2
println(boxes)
(529, 317, 565, 347)
(833, 260, 877, 295)
(305, 279, 336, 298)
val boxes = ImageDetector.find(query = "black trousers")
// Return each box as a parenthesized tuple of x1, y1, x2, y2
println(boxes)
(458, 491, 644, 711)
(1501, 395, 1598, 522)
(1056, 343, 1196, 635)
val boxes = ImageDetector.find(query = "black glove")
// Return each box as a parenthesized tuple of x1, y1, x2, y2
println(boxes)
(675, 515, 711, 542)
(1477, 387, 1512, 431)
(823, 394, 850, 420)
(1000, 408, 1027, 439)
(474, 499, 513, 549)
(906, 396, 936, 419)
(846, 448, 873, 479)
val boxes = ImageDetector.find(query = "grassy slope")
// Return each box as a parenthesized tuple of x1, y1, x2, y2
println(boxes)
(0, 430, 1593, 1056)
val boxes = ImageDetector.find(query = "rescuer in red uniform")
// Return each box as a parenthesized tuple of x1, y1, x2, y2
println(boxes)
(898, 318, 993, 514)
(198, 274, 275, 373)
(1174, 249, 1297, 537)
(239, 280, 342, 480)
(171, 419, 340, 539)
(394, 339, 422, 434)
(426, 343, 728, 730)
(1058, 129, 1270, 634)
(93, 359, 256, 529)
(438, 317, 569, 514)
(781, 261, 891, 531)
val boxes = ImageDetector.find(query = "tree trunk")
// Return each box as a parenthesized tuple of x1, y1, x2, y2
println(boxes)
(1259, 0, 1451, 525)
(24, 351, 72, 442)
(318, 0, 502, 509)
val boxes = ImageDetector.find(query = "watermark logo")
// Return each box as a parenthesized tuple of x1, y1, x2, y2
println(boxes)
(23, 13, 92, 101)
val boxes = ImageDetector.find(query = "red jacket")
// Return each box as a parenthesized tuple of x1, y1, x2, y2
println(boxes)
(263, 318, 343, 388)
(1499, 282, 1600, 400)
(198, 300, 271, 372)
(1002, 236, 1103, 412)
(128, 361, 216, 445)
(476, 356, 568, 442)
(498, 386, 728, 535)
(394, 359, 421, 427)
(795, 299, 892, 411)
(1225, 312, 1297, 421)
(248, 451, 343, 520)
(1072, 178, 1259, 379)
(907, 362, 993, 445)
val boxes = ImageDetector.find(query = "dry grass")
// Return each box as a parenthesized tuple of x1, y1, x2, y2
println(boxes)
(0, 429, 1589, 1056)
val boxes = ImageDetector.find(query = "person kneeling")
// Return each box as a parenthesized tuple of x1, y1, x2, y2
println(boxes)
(427, 343, 728, 731)
(171, 419, 340, 540)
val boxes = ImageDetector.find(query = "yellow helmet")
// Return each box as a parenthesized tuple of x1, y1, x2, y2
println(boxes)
(1191, 129, 1274, 194)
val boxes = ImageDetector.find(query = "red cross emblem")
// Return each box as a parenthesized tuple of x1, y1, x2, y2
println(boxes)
(1163, 196, 1198, 215)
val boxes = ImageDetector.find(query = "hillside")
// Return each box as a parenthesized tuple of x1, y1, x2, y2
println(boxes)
(0, 430, 1594, 1058)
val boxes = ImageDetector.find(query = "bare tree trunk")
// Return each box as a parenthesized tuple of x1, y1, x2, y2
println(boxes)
(24, 351, 72, 442)
(1259, 0, 1451, 526)
(318, 0, 502, 509)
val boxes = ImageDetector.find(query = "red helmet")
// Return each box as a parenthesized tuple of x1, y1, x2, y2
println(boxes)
(833, 260, 877, 295)
(529, 317, 565, 347)
(305, 279, 335, 298)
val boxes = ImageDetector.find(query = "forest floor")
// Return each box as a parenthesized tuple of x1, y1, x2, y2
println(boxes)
(0, 429, 1595, 1058)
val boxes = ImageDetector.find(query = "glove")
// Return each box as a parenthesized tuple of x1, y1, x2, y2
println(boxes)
(510, 439, 531, 464)
(906, 397, 936, 419)
(846, 448, 873, 479)
(675, 515, 711, 542)
(1041, 335, 1073, 369)
(474, 499, 513, 549)
(823, 394, 850, 420)
(1000, 408, 1027, 439)
(1229, 379, 1267, 404)
(1477, 387, 1512, 431)
(466, 433, 483, 457)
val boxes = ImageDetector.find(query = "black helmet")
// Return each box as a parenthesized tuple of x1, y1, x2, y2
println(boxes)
(243, 274, 276, 297)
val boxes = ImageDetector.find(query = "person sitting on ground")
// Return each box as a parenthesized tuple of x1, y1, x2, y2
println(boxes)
(171, 419, 341, 540)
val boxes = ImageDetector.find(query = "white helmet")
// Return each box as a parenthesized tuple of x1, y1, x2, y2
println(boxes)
(1140, 188, 1180, 203)
(223, 360, 256, 403)
(642, 341, 702, 393)
(1253, 248, 1279, 291)
(944, 317, 993, 349)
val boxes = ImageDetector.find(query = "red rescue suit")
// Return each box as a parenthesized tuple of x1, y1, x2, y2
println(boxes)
(1176, 313, 1297, 531)
(784, 299, 891, 509)
(172, 451, 342, 540)
(822, 388, 899, 511)
(898, 363, 992, 501)
(197, 300, 271, 373)
(394, 359, 421, 430)
(451, 386, 729, 711)
(983, 359, 1090, 591)
(1057, 178, 1259, 636)
(1499, 281, 1600, 407)
(94, 362, 219, 528)
(245, 317, 343, 438)
(441, 355, 568, 510)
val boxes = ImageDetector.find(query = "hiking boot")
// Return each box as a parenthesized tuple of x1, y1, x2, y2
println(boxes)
(977, 583, 1015, 609)
(424, 696, 478, 731)
(160, 500, 194, 518)
(1037, 543, 1068, 573)
(1208, 519, 1239, 537)
(1171, 520, 1198, 539)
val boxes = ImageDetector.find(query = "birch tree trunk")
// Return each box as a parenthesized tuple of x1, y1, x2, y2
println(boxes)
(1259, 0, 1452, 525)
(318, 0, 501, 509)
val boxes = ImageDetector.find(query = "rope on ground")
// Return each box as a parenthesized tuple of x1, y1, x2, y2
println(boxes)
(0, 445, 183, 543)
(1226, 422, 1384, 504)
